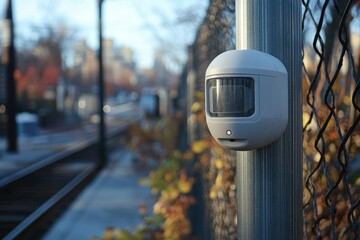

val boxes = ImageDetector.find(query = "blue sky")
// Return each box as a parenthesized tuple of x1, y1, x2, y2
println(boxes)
(1, 0, 208, 71)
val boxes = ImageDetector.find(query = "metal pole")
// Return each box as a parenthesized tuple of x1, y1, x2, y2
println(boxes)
(98, 0, 107, 165)
(235, 0, 302, 239)
(5, 0, 17, 152)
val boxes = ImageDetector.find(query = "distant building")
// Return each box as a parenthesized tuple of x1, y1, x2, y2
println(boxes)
(119, 46, 135, 69)
(103, 39, 115, 64)
(153, 50, 168, 86)
(71, 38, 145, 93)
(73, 40, 87, 67)
(73, 39, 98, 89)
(138, 68, 155, 87)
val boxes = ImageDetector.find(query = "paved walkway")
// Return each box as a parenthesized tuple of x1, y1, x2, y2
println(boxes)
(0, 103, 154, 238)
(43, 148, 155, 240)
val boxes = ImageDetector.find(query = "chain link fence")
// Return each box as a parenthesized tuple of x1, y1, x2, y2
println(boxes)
(302, 0, 360, 239)
(183, 0, 360, 239)
(184, 0, 236, 239)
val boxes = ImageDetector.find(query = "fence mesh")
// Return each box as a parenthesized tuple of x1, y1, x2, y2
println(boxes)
(185, 0, 236, 239)
(302, 0, 360, 239)
(185, 0, 360, 239)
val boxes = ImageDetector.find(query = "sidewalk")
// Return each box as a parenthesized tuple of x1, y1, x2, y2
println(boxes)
(0, 103, 154, 238)
(43, 148, 155, 240)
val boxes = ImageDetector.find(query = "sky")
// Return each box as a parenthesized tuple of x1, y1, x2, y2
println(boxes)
(0, 0, 208, 71)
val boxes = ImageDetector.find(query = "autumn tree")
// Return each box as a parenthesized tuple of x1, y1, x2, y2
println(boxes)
(15, 21, 77, 124)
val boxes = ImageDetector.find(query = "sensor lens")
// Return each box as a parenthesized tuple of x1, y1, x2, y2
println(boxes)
(207, 77, 255, 117)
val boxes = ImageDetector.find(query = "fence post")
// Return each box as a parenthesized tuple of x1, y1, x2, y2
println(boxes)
(235, 0, 302, 239)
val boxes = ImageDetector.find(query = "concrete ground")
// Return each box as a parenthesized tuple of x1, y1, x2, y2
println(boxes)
(0, 103, 154, 239)
(43, 148, 155, 240)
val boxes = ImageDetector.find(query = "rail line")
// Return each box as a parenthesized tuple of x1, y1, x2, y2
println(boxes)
(0, 127, 126, 239)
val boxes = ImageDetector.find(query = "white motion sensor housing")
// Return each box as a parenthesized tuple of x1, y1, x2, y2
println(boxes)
(205, 50, 288, 150)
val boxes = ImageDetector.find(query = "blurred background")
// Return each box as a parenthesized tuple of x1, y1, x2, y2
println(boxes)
(1, 0, 360, 239)
(0, 0, 207, 142)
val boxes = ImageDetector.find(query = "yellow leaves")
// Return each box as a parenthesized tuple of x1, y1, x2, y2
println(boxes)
(192, 140, 210, 154)
(154, 199, 168, 216)
(163, 211, 191, 240)
(154, 192, 195, 240)
(215, 159, 224, 169)
(303, 112, 311, 129)
(161, 186, 180, 200)
(191, 102, 202, 113)
(178, 180, 192, 194)
(215, 174, 223, 187)
(210, 189, 217, 200)
(103, 228, 131, 240)
(151, 168, 195, 239)
(343, 96, 351, 105)
(138, 177, 151, 187)
(158, 198, 194, 240)
(158, 171, 194, 199)
(209, 172, 226, 200)
(105, 116, 197, 240)
(178, 172, 194, 194)
(101, 227, 147, 240)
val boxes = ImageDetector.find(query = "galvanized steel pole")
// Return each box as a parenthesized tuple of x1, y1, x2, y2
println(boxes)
(235, 0, 302, 239)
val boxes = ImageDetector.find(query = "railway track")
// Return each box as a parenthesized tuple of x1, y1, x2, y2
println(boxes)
(0, 128, 125, 239)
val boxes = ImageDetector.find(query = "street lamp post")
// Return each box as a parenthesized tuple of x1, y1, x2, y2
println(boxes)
(4, 0, 17, 153)
(98, 0, 107, 165)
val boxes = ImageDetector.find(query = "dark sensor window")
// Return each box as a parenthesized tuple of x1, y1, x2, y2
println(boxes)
(207, 77, 255, 117)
